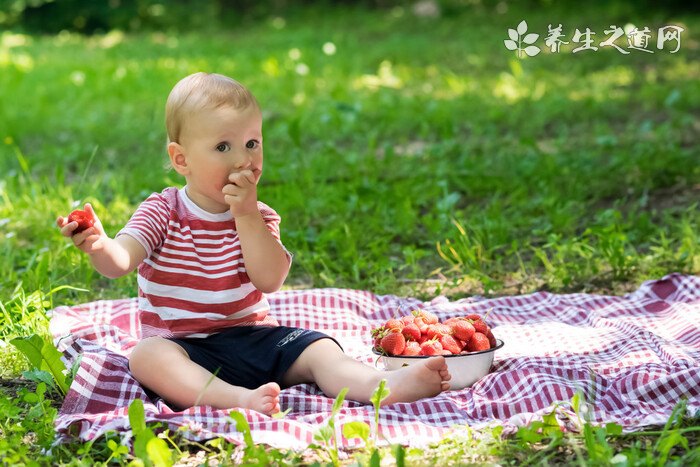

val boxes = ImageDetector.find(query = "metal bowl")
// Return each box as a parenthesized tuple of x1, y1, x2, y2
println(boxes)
(373, 339, 504, 390)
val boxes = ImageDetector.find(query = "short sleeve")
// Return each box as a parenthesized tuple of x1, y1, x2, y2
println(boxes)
(257, 201, 292, 264)
(117, 192, 171, 258)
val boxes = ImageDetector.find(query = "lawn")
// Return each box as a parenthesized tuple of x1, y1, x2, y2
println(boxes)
(0, 0, 699, 464)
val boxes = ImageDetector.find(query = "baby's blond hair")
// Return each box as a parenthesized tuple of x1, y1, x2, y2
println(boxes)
(165, 72, 259, 144)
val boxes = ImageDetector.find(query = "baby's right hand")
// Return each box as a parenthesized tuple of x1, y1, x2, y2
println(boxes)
(56, 203, 107, 254)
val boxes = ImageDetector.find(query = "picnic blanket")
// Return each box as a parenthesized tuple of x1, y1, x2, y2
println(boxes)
(49, 273, 700, 449)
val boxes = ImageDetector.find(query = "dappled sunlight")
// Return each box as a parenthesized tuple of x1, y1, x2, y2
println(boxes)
(567, 66, 635, 102)
(262, 56, 280, 77)
(662, 59, 700, 81)
(149, 32, 179, 48)
(353, 60, 403, 90)
(97, 30, 124, 49)
(433, 73, 477, 100)
(69, 71, 86, 86)
(0, 32, 33, 72)
(1, 32, 30, 48)
(0, 50, 33, 72)
(294, 63, 310, 76)
(322, 42, 336, 55)
(51, 30, 79, 47)
(493, 71, 545, 103)
(351, 61, 484, 101)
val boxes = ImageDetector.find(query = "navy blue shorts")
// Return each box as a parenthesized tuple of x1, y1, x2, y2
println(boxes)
(167, 326, 341, 390)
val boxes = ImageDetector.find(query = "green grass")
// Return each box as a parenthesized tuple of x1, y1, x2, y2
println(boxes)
(1, 1, 699, 464)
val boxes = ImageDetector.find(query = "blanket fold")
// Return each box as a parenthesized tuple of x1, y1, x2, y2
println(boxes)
(49, 273, 700, 448)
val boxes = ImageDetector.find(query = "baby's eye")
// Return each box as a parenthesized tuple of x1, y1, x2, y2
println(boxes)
(246, 140, 259, 149)
(216, 143, 230, 152)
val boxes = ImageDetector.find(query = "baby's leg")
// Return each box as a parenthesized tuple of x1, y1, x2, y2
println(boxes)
(129, 337, 280, 415)
(282, 339, 450, 405)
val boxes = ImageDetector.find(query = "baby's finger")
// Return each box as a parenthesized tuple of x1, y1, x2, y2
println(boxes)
(240, 170, 256, 185)
(227, 173, 244, 186)
(84, 203, 97, 219)
(83, 203, 103, 229)
(223, 192, 242, 204)
(72, 226, 98, 246)
(228, 171, 255, 187)
(60, 221, 78, 237)
(222, 183, 244, 197)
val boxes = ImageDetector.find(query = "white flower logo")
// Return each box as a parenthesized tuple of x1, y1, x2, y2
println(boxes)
(504, 20, 541, 57)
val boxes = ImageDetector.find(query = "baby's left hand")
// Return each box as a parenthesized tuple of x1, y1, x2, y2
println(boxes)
(223, 170, 259, 218)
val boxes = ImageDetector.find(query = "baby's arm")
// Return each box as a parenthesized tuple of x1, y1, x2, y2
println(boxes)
(223, 170, 290, 293)
(57, 203, 147, 278)
(235, 212, 290, 293)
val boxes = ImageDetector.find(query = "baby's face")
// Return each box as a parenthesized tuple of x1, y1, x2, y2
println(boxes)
(179, 105, 263, 212)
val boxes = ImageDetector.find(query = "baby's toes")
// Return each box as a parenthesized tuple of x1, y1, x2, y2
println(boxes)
(268, 399, 281, 414)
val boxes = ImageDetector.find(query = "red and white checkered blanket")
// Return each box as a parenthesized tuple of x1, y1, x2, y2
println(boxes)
(49, 273, 700, 449)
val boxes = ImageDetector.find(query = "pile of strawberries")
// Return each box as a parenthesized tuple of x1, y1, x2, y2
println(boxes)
(372, 310, 497, 356)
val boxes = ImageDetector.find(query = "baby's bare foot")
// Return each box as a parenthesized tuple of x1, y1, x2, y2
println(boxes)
(383, 357, 451, 404)
(241, 382, 281, 415)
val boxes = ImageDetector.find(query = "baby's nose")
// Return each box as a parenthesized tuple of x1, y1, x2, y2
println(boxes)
(233, 153, 253, 169)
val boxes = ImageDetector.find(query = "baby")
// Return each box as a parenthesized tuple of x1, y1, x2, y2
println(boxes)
(57, 72, 451, 415)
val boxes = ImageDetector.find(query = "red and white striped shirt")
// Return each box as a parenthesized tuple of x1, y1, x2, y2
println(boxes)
(117, 186, 290, 339)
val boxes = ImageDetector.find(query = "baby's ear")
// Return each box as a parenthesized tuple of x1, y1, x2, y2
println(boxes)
(168, 142, 189, 175)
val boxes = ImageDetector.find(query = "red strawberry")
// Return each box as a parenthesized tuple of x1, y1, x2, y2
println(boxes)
(400, 315, 415, 325)
(439, 334, 462, 354)
(486, 327, 497, 348)
(464, 314, 482, 321)
(402, 341, 421, 356)
(451, 320, 475, 342)
(384, 319, 404, 332)
(465, 333, 490, 352)
(413, 317, 429, 334)
(443, 317, 460, 326)
(68, 209, 95, 234)
(380, 332, 406, 356)
(414, 310, 438, 325)
(426, 324, 451, 340)
(439, 350, 452, 356)
(468, 318, 488, 334)
(371, 327, 387, 349)
(401, 323, 421, 341)
(420, 339, 443, 355)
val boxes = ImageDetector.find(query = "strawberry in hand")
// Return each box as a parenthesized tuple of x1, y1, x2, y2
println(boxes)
(57, 203, 107, 254)
(68, 209, 95, 233)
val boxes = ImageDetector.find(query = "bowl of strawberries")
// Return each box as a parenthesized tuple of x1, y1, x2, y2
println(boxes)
(371, 309, 503, 390)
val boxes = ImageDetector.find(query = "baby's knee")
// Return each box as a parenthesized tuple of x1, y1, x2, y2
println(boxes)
(129, 337, 185, 374)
